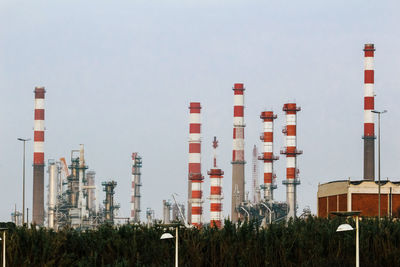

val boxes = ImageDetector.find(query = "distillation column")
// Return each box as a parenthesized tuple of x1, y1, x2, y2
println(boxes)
(363, 43, 376, 180)
(208, 137, 224, 228)
(251, 145, 261, 203)
(78, 144, 87, 221)
(259, 111, 278, 202)
(188, 102, 203, 227)
(33, 86, 46, 225)
(130, 153, 142, 223)
(231, 83, 246, 222)
(281, 103, 302, 219)
(48, 161, 58, 229)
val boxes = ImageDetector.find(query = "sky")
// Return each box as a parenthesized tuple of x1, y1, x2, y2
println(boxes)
(1, 0, 400, 223)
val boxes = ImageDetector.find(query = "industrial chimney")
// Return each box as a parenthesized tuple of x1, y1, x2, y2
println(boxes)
(33, 86, 45, 225)
(188, 102, 203, 227)
(281, 103, 302, 219)
(208, 137, 224, 228)
(363, 43, 375, 180)
(259, 111, 278, 202)
(231, 83, 246, 222)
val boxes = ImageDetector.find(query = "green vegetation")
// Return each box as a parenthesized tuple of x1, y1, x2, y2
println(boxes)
(1, 217, 400, 266)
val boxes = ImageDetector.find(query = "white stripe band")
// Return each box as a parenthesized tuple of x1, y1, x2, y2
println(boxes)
(364, 57, 374, 70)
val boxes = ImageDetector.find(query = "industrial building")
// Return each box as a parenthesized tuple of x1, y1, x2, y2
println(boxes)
(318, 180, 400, 217)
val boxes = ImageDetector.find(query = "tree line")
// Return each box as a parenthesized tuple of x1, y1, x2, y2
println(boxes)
(1, 216, 399, 266)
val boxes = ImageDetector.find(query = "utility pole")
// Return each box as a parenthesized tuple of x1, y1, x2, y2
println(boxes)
(18, 138, 30, 225)
(372, 110, 387, 222)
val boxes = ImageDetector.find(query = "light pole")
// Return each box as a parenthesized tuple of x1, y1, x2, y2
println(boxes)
(332, 211, 361, 267)
(0, 228, 7, 267)
(17, 138, 30, 225)
(371, 110, 387, 221)
(160, 224, 179, 267)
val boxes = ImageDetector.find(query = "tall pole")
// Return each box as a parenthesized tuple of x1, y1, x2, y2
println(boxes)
(2, 231, 5, 267)
(378, 113, 381, 221)
(372, 110, 386, 221)
(175, 226, 178, 267)
(18, 138, 30, 225)
(356, 215, 359, 267)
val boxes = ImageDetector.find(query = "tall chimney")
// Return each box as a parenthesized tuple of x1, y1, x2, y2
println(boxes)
(231, 83, 245, 222)
(33, 86, 45, 225)
(363, 43, 375, 180)
(259, 111, 278, 202)
(281, 103, 302, 219)
(208, 137, 224, 228)
(188, 102, 203, 227)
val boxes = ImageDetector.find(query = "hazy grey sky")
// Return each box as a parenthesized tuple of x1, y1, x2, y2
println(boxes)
(1, 0, 400, 222)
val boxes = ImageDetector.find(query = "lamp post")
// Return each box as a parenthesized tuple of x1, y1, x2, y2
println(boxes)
(17, 138, 30, 225)
(0, 228, 7, 267)
(371, 110, 387, 221)
(332, 211, 361, 267)
(160, 224, 179, 267)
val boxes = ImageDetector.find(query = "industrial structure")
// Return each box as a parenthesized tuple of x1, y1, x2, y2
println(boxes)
(172, 203, 186, 223)
(188, 102, 204, 227)
(259, 111, 278, 202)
(208, 137, 224, 228)
(42, 145, 120, 229)
(363, 43, 376, 180)
(281, 103, 302, 219)
(316, 43, 397, 219)
(47, 160, 58, 229)
(102, 181, 118, 224)
(86, 171, 96, 214)
(231, 83, 246, 222)
(33, 86, 46, 225)
(252, 145, 261, 204)
(162, 200, 172, 224)
(131, 153, 142, 223)
(235, 107, 291, 224)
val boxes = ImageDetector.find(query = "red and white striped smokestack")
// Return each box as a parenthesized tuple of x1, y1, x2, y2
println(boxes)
(259, 111, 278, 202)
(188, 102, 203, 227)
(363, 44, 375, 180)
(33, 86, 46, 225)
(281, 103, 302, 219)
(208, 137, 224, 228)
(231, 83, 245, 222)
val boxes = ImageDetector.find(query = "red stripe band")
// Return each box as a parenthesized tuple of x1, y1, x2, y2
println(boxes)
(364, 97, 374, 110)
(33, 153, 44, 164)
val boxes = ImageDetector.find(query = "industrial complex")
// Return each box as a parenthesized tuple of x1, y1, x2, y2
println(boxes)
(10, 43, 395, 229)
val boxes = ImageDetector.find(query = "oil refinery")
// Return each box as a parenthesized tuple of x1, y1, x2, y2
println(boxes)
(8, 43, 400, 229)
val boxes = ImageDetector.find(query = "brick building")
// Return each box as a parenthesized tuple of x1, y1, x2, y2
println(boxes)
(317, 180, 400, 218)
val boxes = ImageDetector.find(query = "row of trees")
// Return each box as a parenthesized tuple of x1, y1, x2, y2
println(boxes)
(1, 216, 400, 266)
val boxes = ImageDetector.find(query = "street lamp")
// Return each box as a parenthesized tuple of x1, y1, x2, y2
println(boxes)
(17, 138, 30, 225)
(371, 110, 387, 221)
(160, 225, 179, 267)
(332, 211, 361, 267)
(0, 228, 7, 267)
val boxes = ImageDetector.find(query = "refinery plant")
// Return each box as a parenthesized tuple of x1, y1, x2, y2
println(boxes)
(10, 43, 400, 230)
